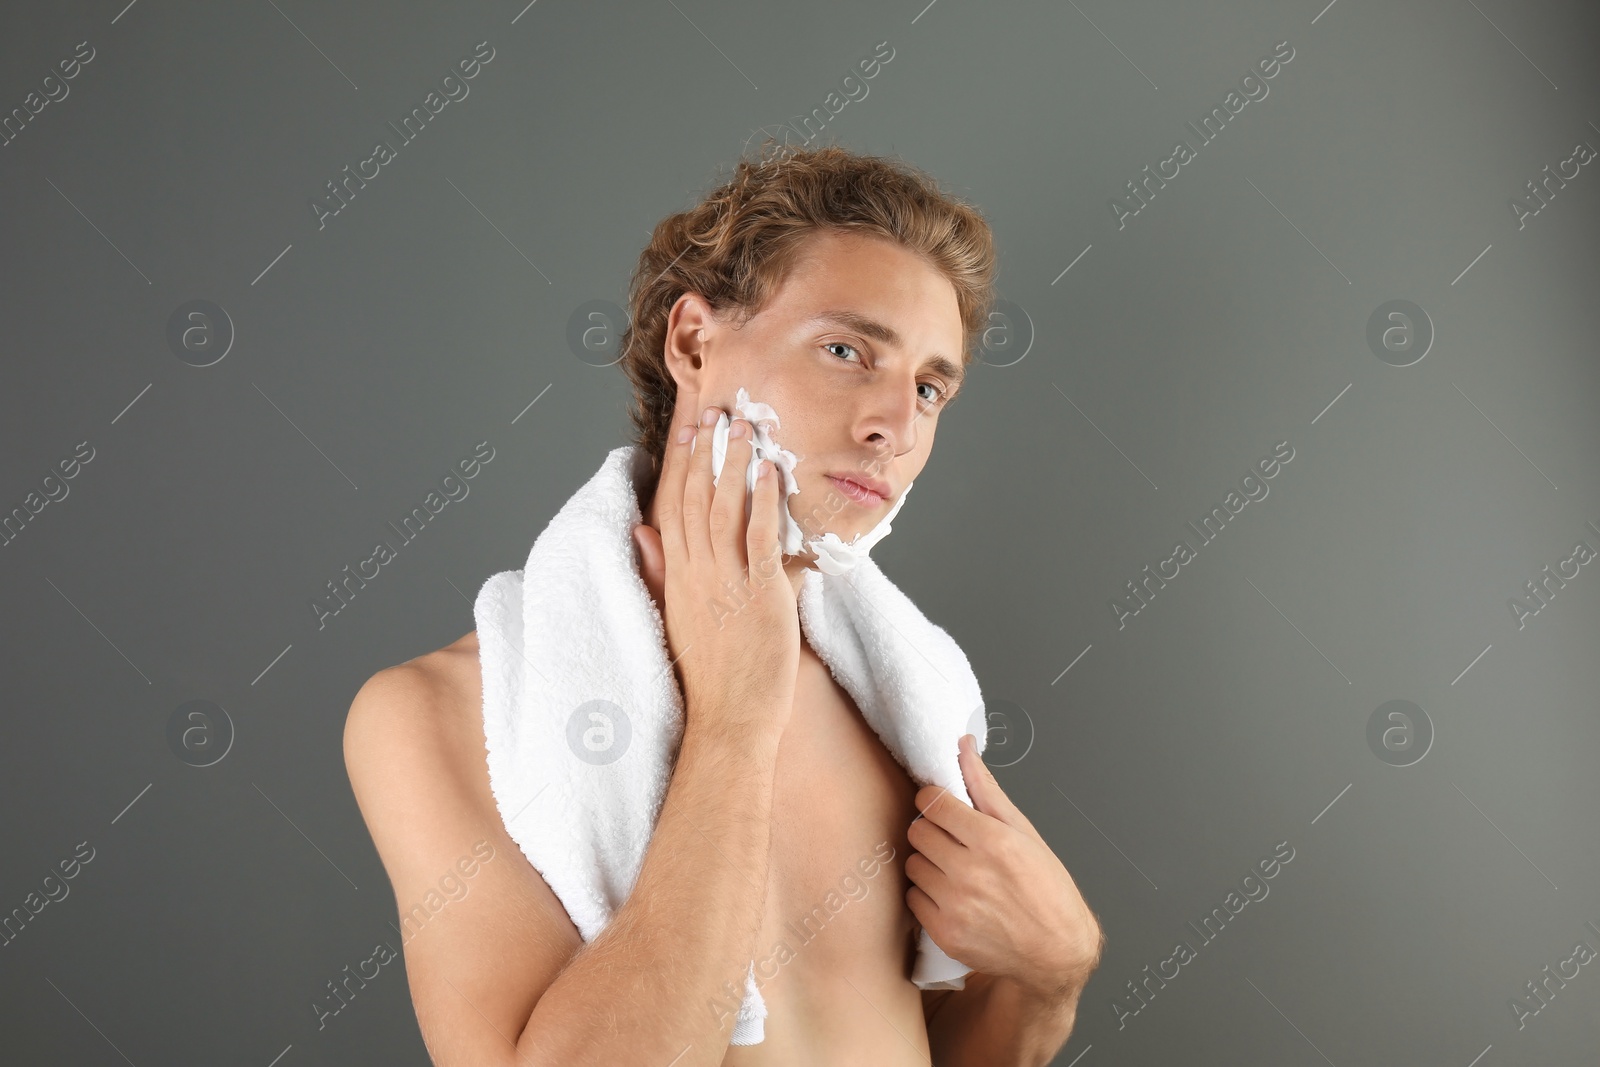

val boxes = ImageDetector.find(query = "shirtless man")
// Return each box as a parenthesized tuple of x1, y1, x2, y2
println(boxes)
(344, 146, 1103, 1065)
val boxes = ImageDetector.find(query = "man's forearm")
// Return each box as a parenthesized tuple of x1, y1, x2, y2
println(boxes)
(925, 971, 1082, 1067)
(515, 717, 782, 1066)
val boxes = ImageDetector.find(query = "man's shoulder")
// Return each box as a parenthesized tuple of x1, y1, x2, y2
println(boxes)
(344, 630, 487, 795)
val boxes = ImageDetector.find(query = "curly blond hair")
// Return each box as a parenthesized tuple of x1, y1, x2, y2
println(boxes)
(618, 139, 998, 479)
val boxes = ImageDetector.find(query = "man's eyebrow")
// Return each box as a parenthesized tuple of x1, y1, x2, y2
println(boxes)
(805, 308, 966, 388)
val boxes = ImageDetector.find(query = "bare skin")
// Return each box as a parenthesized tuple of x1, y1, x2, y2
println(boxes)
(360, 620, 929, 1064)
(345, 231, 1098, 1065)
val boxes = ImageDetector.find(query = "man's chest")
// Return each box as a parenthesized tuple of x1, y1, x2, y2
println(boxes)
(756, 643, 922, 978)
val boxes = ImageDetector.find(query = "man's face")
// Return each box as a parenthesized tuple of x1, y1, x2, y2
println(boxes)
(663, 229, 967, 555)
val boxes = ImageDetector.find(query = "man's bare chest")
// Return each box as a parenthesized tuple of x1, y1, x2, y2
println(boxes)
(756, 643, 922, 982)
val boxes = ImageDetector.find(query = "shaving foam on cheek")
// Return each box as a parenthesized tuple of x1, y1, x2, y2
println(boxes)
(700, 387, 807, 556)
(692, 386, 913, 576)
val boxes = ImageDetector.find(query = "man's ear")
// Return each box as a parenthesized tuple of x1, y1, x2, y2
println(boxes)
(663, 291, 715, 393)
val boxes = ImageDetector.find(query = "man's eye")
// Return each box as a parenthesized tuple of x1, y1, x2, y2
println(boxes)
(827, 342, 948, 406)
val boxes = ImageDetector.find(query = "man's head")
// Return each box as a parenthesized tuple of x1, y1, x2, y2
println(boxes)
(620, 141, 997, 556)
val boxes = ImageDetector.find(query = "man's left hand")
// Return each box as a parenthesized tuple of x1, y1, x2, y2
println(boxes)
(906, 733, 1104, 1000)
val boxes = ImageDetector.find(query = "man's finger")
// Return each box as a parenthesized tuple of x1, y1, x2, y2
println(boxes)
(913, 782, 983, 846)
(904, 848, 954, 901)
(907, 808, 964, 871)
(957, 734, 1040, 836)
(653, 403, 698, 575)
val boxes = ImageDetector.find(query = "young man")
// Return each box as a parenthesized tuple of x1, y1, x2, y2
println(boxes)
(344, 144, 1104, 1065)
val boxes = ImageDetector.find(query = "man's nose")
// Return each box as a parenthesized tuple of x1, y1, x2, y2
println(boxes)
(860, 378, 925, 459)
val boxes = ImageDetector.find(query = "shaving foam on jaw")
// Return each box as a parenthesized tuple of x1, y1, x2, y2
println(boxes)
(695, 386, 913, 576)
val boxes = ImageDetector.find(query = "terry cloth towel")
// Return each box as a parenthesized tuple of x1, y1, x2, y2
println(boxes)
(474, 442, 987, 1045)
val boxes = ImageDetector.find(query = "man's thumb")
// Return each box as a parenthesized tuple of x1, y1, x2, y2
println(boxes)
(633, 524, 664, 604)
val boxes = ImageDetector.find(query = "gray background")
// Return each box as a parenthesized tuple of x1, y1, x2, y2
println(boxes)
(2, 0, 1597, 1063)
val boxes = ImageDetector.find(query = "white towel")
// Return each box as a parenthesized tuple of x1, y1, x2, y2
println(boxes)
(474, 438, 986, 1045)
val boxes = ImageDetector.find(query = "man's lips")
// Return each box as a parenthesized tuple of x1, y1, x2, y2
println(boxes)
(827, 474, 888, 505)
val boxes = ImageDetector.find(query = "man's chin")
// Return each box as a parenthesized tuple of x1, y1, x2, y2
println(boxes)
(788, 524, 857, 552)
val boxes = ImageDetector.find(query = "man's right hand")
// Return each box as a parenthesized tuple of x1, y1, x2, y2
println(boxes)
(633, 398, 800, 739)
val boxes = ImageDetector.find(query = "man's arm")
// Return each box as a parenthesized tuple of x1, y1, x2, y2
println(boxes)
(922, 973, 1083, 1067)
(344, 662, 785, 1067)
